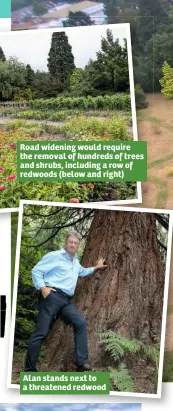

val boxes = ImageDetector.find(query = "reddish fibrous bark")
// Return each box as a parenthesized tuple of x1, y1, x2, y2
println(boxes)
(41, 211, 164, 381)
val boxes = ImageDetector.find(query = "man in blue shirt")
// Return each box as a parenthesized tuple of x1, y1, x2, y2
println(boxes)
(24, 231, 106, 372)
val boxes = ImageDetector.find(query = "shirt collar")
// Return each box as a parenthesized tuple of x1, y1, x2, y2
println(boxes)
(60, 247, 77, 259)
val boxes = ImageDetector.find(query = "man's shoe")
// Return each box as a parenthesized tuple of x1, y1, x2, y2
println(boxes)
(77, 363, 92, 372)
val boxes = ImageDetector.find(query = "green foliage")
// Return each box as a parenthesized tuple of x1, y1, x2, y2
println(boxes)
(109, 364, 134, 392)
(99, 329, 160, 392)
(64, 115, 131, 140)
(13, 88, 35, 101)
(1, 112, 132, 141)
(0, 57, 27, 100)
(70, 68, 86, 96)
(135, 85, 148, 109)
(99, 330, 142, 362)
(0, 119, 136, 208)
(26, 64, 35, 87)
(99, 330, 160, 366)
(103, 0, 172, 91)
(0, 28, 130, 98)
(32, 71, 55, 99)
(163, 352, 173, 382)
(14, 109, 68, 121)
(47, 32, 75, 92)
(63, 11, 95, 27)
(29, 94, 131, 111)
(160, 61, 173, 99)
(84, 30, 129, 94)
(0, 46, 6, 62)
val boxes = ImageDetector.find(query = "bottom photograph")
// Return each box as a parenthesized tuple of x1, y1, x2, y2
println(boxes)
(8, 202, 172, 398)
(0, 405, 141, 411)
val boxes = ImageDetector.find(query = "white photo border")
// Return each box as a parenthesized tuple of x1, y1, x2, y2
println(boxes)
(0, 23, 141, 213)
(7, 199, 173, 399)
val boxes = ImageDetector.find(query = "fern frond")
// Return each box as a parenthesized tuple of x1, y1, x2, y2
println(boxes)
(109, 364, 134, 392)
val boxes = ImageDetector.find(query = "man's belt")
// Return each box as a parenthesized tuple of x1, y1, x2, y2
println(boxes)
(47, 286, 71, 299)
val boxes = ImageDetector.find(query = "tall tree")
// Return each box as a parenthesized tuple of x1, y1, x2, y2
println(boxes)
(63, 11, 95, 27)
(69, 68, 86, 96)
(84, 30, 129, 94)
(26, 64, 35, 87)
(159, 61, 173, 99)
(138, 0, 169, 46)
(0, 46, 6, 62)
(137, 21, 173, 92)
(0, 57, 26, 100)
(103, 0, 138, 24)
(47, 32, 75, 92)
(41, 210, 164, 385)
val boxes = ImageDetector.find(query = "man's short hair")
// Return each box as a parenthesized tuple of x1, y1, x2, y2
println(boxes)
(65, 231, 81, 242)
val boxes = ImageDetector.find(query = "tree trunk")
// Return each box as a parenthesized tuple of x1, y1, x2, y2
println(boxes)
(41, 210, 164, 380)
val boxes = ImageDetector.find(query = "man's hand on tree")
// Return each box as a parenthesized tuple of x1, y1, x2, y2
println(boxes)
(40, 286, 55, 298)
(94, 258, 107, 270)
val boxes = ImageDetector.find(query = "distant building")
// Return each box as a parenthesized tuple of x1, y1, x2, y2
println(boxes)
(12, 1, 105, 30)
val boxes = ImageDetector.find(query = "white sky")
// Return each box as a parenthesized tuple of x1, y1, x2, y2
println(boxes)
(0, 24, 129, 71)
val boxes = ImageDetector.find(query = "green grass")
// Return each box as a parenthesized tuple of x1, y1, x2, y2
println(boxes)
(148, 154, 173, 169)
(163, 124, 173, 132)
(148, 176, 167, 188)
(163, 352, 173, 382)
(167, 306, 173, 314)
(147, 177, 168, 208)
(137, 113, 162, 123)
(156, 188, 168, 209)
(137, 112, 173, 132)
(146, 116, 162, 124)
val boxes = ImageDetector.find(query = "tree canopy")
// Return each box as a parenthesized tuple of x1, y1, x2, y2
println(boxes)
(63, 11, 95, 27)
(0, 28, 130, 101)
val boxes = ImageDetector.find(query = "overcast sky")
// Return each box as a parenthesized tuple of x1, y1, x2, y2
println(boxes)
(0, 404, 141, 411)
(0, 24, 129, 71)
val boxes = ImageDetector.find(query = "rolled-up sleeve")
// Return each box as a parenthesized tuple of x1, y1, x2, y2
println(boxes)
(78, 265, 95, 278)
(32, 253, 53, 289)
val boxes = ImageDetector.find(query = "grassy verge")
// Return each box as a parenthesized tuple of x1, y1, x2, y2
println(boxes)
(163, 352, 173, 382)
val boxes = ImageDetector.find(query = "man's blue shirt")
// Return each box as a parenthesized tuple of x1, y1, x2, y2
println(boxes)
(32, 247, 95, 296)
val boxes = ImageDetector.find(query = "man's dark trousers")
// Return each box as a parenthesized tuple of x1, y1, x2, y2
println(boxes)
(24, 290, 88, 371)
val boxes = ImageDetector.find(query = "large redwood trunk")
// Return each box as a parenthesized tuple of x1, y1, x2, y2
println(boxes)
(41, 210, 164, 388)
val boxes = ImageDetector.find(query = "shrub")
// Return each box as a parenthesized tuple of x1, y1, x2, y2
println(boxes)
(109, 364, 134, 392)
(64, 115, 131, 140)
(163, 352, 173, 382)
(135, 84, 148, 109)
(29, 94, 131, 111)
(99, 330, 159, 393)
(160, 61, 173, 99)
(166, 167, 173, 177)
(15, 110, 68, 122)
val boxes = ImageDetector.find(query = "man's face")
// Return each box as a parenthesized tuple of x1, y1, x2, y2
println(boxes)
(65, 235, 80, 254)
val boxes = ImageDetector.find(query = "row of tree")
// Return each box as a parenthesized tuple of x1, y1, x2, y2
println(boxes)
(11, 0, 173, 96)
(0, 29, 129, 101)
(12, 1, 173, 94)
(20, 0, 173, 95)
(102, 0, 173, 92)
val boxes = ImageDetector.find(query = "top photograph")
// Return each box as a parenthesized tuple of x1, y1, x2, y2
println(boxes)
(0, 22, 139, 210)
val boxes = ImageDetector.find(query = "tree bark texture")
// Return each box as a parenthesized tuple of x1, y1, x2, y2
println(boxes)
(41, 210, 165, 378)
